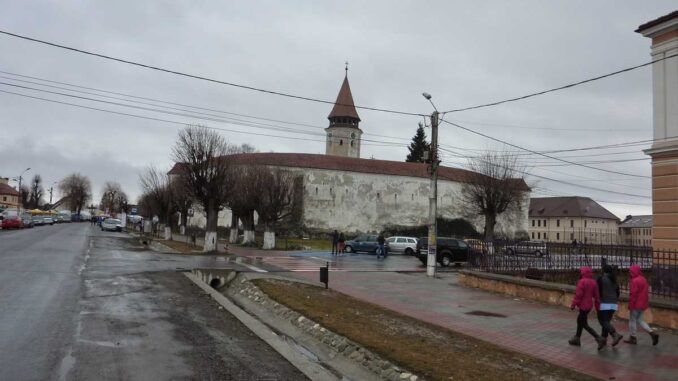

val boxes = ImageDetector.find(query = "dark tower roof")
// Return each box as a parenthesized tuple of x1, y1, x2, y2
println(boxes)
(327, 75, 361, 121)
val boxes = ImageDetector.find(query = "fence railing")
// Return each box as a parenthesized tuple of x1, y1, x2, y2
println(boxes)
(466, 242, 678, 300)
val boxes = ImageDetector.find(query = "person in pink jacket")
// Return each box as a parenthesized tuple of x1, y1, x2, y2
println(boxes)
(569, 266, 606, 349)
(624, 264, 659, 345)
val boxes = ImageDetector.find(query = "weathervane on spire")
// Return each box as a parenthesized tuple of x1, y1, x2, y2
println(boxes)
(345, 60, 349, 75)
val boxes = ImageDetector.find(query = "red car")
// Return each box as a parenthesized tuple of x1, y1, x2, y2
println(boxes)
(0, 212, 23, 229)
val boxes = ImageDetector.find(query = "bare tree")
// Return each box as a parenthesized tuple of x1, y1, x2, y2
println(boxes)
(460, 152, 528, 241)
(172, 125, 237, 252)
(170, 176, 193, 235)
(19, 185, 30, 209)
(229, 165, 266, 244)
(100, 181, 129, 214)
(257, 169, 297, 249)
(139, 166, 174, 239)
(59, 173, 92, 215)
(28, 174, 44, 209)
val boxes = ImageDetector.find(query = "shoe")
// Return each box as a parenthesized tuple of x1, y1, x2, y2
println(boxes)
(611, 332, 623, 347)
(568, 336, 581, 346)
(650, 332, 659, 346)
(596, 337, 607, 350)
(624, 336, 637, 345)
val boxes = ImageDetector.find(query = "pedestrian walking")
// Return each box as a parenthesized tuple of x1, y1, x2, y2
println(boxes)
(338, 232, 345, 255)
(377, 233, 386, 259)
(624, 264, 659, 345)
(596, 265, 623, 346)
(331, 230, 339, 256)
(569, 266, 607, 350)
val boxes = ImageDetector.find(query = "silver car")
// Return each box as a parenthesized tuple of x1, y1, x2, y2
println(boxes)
(505, 241, 548, 257)
(101, 218, 123, 232)
(385, 236, 418, 255)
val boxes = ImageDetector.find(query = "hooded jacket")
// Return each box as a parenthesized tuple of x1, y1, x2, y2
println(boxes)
(597, 267, 620, 305)
(628, 264, 649, 310)
(571, 266, 600, 311)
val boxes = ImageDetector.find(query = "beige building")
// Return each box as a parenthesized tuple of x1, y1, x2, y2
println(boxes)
(0, 177, 19, 210)
(637, 12, 678, 251)
(619, 215, 653, 247)
(528, 197, 620, 244)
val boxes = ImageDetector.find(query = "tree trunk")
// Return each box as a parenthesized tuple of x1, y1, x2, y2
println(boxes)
(241, 210, 255, 244)
(262, 223, 275, 250)
(484, 213, 497, 241)
(229, 214, 239, 243)
(204, 200, 218, 252)
(164, 226, 172, 240)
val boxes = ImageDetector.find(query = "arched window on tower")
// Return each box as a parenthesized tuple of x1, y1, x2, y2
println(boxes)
(340, 139, 343, 146)
(350, 140, 354, 147)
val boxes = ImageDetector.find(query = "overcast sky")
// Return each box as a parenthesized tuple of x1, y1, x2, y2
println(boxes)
(1, 1, 675, 218)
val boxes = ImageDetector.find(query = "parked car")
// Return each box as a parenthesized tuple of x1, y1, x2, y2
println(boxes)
(504, 241, 548, 257)
(43, 216, 54, 225)
(344, 234, 387, 254)
(32, 215, 45, 226)
(385, 236, 418, 255)
(101, 218, 123, 232)
(0, 210, 23, 229)
(21, 212, 34, 228)
(416, 237, 470, 267)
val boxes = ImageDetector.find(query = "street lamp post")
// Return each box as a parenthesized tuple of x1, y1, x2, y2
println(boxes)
(49, 181, 58, 206)
(422, 93, 439, 277)
(17, 167, 30, 214)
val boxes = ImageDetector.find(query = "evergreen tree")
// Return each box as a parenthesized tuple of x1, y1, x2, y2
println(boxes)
(406, 124, 430, 162)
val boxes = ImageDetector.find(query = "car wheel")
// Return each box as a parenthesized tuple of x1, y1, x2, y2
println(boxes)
(344, 245, 353, 253)
(440, 253, 452, 267)
(405, 248, 414, 256)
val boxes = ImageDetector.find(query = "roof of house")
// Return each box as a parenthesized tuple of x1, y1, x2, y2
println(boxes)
(636, 11, 678, 33)
(620, 215, 653, 228)
(0, 182, 19, 196)
(168, 152, 530, 190)
(327, 75, 361, 121)
(528, 197, 618, 220)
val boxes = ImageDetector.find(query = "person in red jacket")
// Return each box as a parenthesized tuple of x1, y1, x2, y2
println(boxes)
(624, 264, 659, 345)
(569, 266, 606, 349)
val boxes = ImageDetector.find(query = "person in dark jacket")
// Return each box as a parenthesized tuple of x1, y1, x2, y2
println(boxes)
(337, 233, 345, 255)
(331, 230, 339, 256)
(624, 265, 659, 345)
(596, 265, 623, 346)
(569, 266, 606, 349)
(377, 233, 386, 259)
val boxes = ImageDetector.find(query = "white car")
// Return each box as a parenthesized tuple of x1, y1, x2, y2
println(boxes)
(101, 218, 123, 232)
(385, 236, 418, 255)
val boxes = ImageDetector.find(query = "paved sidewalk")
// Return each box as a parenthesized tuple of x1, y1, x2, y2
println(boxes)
(288, 270, 678, 381)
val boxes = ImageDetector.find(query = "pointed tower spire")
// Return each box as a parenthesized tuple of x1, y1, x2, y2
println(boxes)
(325, 69, 363, 158)
(328, 73, 361, 121)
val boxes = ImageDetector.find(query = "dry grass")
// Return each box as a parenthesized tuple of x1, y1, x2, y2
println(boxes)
(253, 279, 596, 381)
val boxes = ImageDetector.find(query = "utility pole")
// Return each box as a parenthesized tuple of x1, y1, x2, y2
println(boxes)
(427, 110, 439, 277)
(17, 167, 30, 214)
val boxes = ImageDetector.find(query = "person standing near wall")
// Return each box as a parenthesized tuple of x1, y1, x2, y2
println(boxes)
(331, 230, 339, 256)
(377, 233, 386, 260)
(596, 265, 623, 346)
(569, 266, 606, 350)
(624, 264, 659, 345)
(338, 232, 345, 255)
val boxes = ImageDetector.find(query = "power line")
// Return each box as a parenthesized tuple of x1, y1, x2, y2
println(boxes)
(441, 119, 650, 178)
(0, 30, 425, 117)
(447, 118, 643, 132)
(442, 53, 678, 113)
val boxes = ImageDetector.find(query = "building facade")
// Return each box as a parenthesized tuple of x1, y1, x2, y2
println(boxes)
(528, 197, 620, 244)
(619, 215, 653, 247)
(0, 177, 19, 210)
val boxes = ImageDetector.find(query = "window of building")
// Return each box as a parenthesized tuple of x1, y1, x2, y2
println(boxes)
(584, 220, 587, 228)
(570, 220, 574, 228)
(557, 219, 560, 227)
(557, 232, 560, 240)
(339, 139, 343, 146)
(350, 140, 354, 147)
(531, 232, 534, 239)
(543, 219, 547, 226)
(315, 187, 318, 195)
(2, 196, 5, 202)
(532, 220, 535, 227)
(537, 232, 541, 239)
(538, 220, 541, 227)
(544, 233, 548, 240)
(377, 192, 380, 199)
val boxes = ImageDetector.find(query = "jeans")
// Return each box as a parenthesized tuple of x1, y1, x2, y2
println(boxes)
(629, 309, 653, 336)
(576, 309, 599, 338)
(597, 309, 617, 338)
(377, 244, 385, 257)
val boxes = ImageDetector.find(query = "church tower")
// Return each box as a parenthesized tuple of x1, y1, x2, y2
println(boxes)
(325, 68, 362, 158)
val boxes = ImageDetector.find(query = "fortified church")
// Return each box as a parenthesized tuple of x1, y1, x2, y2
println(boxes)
(174, 71, 530, 237)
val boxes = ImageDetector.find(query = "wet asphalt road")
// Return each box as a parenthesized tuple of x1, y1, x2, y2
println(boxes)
(0, 223, 307, 381)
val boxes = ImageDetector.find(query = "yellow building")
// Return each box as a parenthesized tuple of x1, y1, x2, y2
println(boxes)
(619, 215, 653, 247)
(0, 177, 20, 210)
(528, 197, 620, 244)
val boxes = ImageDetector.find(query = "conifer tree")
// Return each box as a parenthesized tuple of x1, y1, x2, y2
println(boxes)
(406, 124, 431, 162)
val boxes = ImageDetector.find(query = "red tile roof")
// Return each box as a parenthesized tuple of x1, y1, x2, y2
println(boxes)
(0, 182, 19, 196)
(529, 197, 618, 220)
(169, 152, 530, 190)
(328, 75, 361, 121)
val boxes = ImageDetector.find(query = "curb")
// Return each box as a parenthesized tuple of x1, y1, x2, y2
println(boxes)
(183, 272, 339, 381)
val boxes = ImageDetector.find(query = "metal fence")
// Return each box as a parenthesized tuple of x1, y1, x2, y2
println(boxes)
(467, 242, 678, 300)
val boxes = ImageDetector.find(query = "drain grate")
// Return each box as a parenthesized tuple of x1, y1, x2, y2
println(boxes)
(465, 310, 507, 318)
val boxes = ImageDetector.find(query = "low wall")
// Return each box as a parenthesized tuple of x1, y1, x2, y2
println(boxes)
(458, 270, 678, 330)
